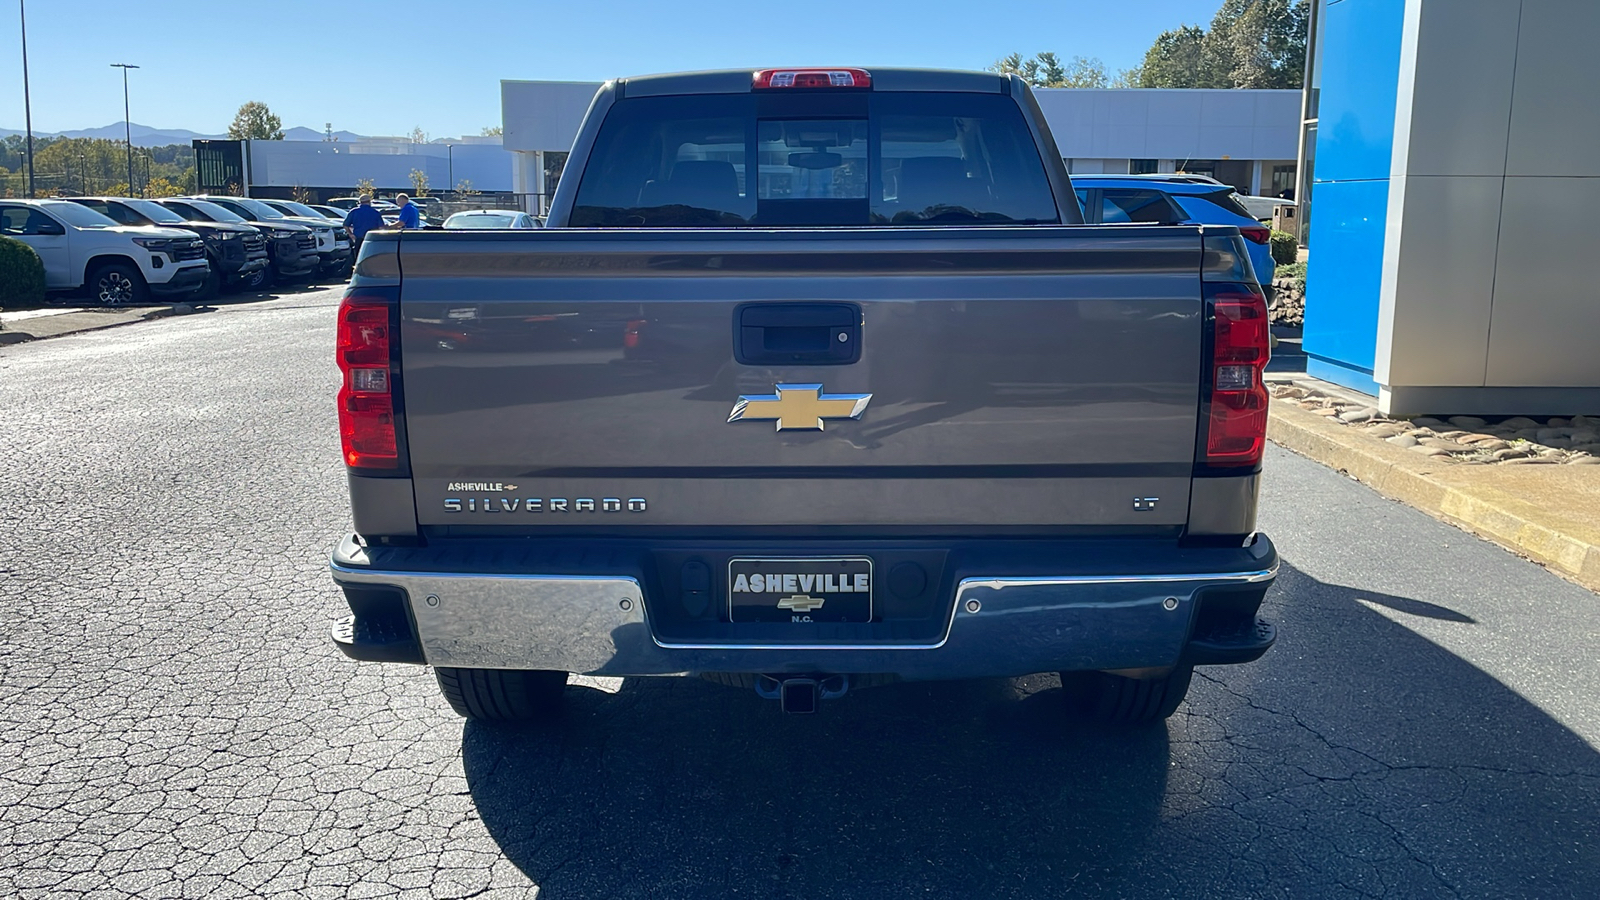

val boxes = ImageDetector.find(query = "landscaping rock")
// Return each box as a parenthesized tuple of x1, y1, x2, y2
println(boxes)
(1569, 457, 1600, 466)
(1339, 407, 1379, 424)
(1569, 429, 1599, 444)
(1501, 416, 1541, 429)
(1447, 415, 1487, 429)
(1493, 447, 1532, 461)
(1409, 445, 1450, 457)
(1365, 423, 1408, 438)
(1535, 428, 1569, 442)
(1387, 434, 1419, 448)
(1456, 433, 1500, 444)
(1502, 457, 1557, 465)
(1314, 408, 1342, 417)
(1412, 417, 1445, 428)
(1548, 417, 1570, 427)
(1471, 439, 1512, 452)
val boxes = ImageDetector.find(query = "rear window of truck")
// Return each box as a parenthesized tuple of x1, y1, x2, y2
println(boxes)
(571, 92, 1059, 227)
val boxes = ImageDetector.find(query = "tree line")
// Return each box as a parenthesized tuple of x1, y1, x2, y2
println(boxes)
(990, 0, 1309, 90)
(1, 134, 196, 198)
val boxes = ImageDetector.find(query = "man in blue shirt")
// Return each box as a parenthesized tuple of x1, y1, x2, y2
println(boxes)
(393, 193, 421, 229)
(342, 195, 386, 256)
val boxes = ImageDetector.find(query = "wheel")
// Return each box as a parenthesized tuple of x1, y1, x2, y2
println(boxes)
(1059, 664, 1193, 725)
(240, 265, 272, 292)
(89, 262, 149, 306)
(434, 667, 567, 721)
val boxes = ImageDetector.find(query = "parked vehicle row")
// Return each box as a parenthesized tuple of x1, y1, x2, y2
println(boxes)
(0, 193, 358, 305)
(0, 198, 211, 305)
(65, 197, 268, 297)
(157, 198, 319, 289)
(182, 195, 352, 280)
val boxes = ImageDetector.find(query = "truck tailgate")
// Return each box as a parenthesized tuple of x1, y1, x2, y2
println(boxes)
(398, 227, 1204, 529)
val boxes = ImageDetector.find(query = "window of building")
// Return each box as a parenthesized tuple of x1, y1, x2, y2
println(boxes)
(1130, 159, 1159, 175)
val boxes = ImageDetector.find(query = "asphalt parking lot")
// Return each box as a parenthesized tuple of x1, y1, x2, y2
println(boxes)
(0, 285, 1596, 898)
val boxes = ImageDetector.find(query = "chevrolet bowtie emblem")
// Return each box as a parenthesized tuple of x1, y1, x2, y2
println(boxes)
(776, 594, 827, 612)
(727, 383, 872, 431)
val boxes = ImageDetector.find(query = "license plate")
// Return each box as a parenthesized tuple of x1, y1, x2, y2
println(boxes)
(728, 557, 872, 623)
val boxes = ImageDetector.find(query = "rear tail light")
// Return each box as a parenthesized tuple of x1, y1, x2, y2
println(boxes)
(1239, 226, 1271, 245)
(337, 295, 398, 469)
(623, 319, 644, 350)
(1202, 285, 1270, 467)
(752, 68, 872, 90)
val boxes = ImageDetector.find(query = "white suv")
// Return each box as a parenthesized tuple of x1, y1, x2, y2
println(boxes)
(0, 199, 210, 305)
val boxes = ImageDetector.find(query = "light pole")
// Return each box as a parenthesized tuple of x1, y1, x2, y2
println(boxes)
(445, 143, 454, 195)
(110, 62, 139, 195)
(19, 0, 37, 197)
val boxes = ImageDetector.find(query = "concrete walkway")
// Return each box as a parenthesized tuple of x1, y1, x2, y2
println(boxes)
(0, 306, 173, 344)
(1270, 397, 1600, 593)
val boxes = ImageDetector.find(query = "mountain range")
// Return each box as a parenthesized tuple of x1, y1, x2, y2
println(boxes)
(0, 122, 369, 146)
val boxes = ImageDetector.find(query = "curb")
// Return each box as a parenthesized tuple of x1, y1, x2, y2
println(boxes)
(0, 305, 192, 345)
(1269, 401, 1600, 593)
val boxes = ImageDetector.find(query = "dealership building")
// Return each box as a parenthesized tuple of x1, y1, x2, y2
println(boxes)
(1300, 0, 1600, 414)
(499, 80, 1301, 207)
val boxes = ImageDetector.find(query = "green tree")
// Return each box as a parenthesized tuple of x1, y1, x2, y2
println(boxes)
(1137, 0, 1308, 89)
(354, 177, 376, 197)
(454, 179, 479, 196)
(228, 101, 285, 140)
(409, 126, 428, 144)
(480, 125, 502, 137)
(1138, 25, 1219, 88)
(408, 168, 430, 197)
(989, 52, 1109, 88)
(1203, 0, 1309, 88)
(1059, 55, 1109, 88)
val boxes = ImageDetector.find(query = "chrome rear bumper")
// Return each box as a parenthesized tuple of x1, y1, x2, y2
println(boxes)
(329, 534, 1277, 678)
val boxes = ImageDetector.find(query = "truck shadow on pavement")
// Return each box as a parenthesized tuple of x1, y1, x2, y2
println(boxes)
(460, 562, 1600, 898)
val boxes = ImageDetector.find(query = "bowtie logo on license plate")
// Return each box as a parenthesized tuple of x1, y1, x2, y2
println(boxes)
(727, 383, 872, 431)
(776, 594, 826, 612)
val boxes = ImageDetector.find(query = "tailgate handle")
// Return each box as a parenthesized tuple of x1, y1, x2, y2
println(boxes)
(736, 303, 861, 366)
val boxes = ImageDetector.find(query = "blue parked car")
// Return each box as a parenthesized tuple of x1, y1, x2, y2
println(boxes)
(1070, 174, 1277, 299)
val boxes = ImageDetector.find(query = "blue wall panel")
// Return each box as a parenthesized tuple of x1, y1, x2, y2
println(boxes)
(1302, 0, 1408, 396)
(1303, 178, 1390, 393)
(1314, 0, 1407, 183)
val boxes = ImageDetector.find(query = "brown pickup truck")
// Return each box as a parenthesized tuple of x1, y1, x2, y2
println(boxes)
(328, 67, 1277, 723)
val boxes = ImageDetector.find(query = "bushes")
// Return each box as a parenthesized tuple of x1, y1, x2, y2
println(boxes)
(1269, 230, 1299, 266)
(0, 236, 47, 308)
(1274, 260, 1307, 281)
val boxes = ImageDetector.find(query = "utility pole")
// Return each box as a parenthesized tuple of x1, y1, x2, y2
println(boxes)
(446, 143, 454, 195)
(111, 63, 139, 195)
(20, 0, 36, 197)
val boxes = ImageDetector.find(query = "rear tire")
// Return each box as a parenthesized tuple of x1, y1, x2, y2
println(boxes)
(434, 667, 567, 721)
(1059, 665, 1193, 725)
(88, 262, 149, 306)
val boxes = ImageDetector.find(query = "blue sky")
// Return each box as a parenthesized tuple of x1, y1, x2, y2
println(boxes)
(2, 0, 1222, 138)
